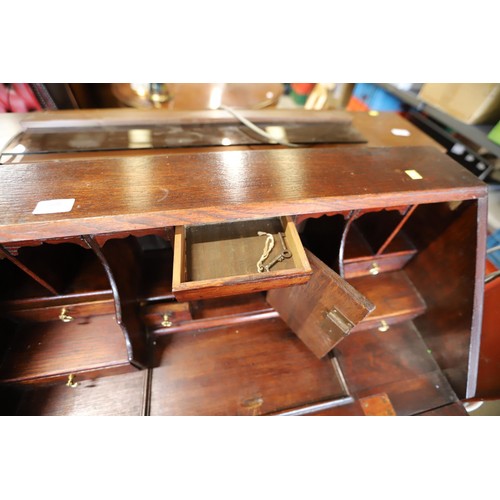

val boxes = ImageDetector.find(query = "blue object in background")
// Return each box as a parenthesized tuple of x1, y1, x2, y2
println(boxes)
(353, 83, 403, 112)
(487, 229, 500, 269)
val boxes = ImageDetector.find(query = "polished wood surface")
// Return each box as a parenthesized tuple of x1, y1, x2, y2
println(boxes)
(173, 216, 312, 301)
(0, 108, 490, 414)
(350, 112, 445, 150)
(349, 271, 427, 331)
(334, 321, 459, 415)
(1, 298, 115, 323)
(149, 317, 348, 416)
(0, 147, 485, 243)
(0, 315, 130, 384)
(419, 402, 469, 416)
(267, 249, 374, 358)
(403, 200, 486, 398)
(15, 370, 147, 416)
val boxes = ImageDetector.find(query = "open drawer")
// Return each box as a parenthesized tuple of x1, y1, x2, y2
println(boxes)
(172, 216, 312, 301)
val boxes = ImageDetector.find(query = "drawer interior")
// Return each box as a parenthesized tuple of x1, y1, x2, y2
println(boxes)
(173, 216, 312, 300)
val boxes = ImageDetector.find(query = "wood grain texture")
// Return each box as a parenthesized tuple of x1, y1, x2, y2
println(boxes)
(344, 251, 416, 279)
(1, 298, 115, 323)
(14, 370, 147, 416)
(403, 201, 483, 398)
(349, 271, 427, 332)
(267, 249, 374, 358)
(149, 317, 347, 415)
(0, 147, 486, 243)
(349, 112, 445, 151)
(418, 402, 468, 416)
(173, 217, 312, 301)
(334, 321, 459, 415)
(0, 314, 130, 384)
(147, 294, 277, 335)
(142, 302, 192, 330)
(335, 322, 440, 394)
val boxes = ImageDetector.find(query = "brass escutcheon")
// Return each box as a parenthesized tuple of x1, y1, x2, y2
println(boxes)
(66, 374, 78, 388)
(161, 313, 173, 328)
(369, 262, 380, 276)
(378, 320, 390, 333)
(59, 307, 74, 323)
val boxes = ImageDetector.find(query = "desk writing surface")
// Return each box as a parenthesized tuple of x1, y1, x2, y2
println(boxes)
(0, 146, 486, 243)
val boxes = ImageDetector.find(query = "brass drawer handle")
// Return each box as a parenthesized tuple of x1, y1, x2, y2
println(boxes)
(369, 262, 380, 276)
(66, 374, 78, 388)
(59, 308, 74, 323)
(161, 313, 173, 328)
(378, 320, 390, 333)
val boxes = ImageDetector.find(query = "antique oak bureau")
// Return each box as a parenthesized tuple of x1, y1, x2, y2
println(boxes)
(0, 112, 487, 416)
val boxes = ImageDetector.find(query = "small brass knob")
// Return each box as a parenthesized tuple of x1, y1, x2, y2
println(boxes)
(161, 313, 173, 328)
(66, 374, 78, 388)
(59, 308, 74, 323)
(378, 320, 390, 333)
(369, 262, 380, 276)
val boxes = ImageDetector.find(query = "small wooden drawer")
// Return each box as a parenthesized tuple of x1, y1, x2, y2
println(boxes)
(349, 271, 427, 333)
(172, 216, 312, 301)
(343, 251, 417, 279)
(3, 299, 116, 324)
(143, 302, 193, 331)
(0, 314, 132, 386)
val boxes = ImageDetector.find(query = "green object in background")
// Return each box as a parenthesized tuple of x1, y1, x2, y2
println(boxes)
(488, 121, 500, 145)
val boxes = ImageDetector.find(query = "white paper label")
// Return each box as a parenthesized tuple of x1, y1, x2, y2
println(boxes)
(450, 143, 466, 155)
(391, 128, 411, 137)
(405, 170, 423, 180)
(32, 198, 75, 215)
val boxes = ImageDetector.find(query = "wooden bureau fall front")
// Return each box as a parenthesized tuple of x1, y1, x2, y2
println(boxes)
(0, 143, 487, 416)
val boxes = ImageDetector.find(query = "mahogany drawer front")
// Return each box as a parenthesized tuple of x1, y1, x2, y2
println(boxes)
(3, 299, 116, 324)
(11, 363, 136, 387)
(0, 314, 132, 385)
(344, 250, 416, 279)
(143, 302, 192, 331)
(349, 271, 427, 333)
(172, 216, 312, 301)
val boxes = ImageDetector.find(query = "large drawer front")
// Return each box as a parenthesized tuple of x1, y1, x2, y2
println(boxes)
(172, 216, 312, 301)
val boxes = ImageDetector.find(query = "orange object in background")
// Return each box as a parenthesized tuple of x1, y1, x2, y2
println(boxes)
(346, 96, 370, 112)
